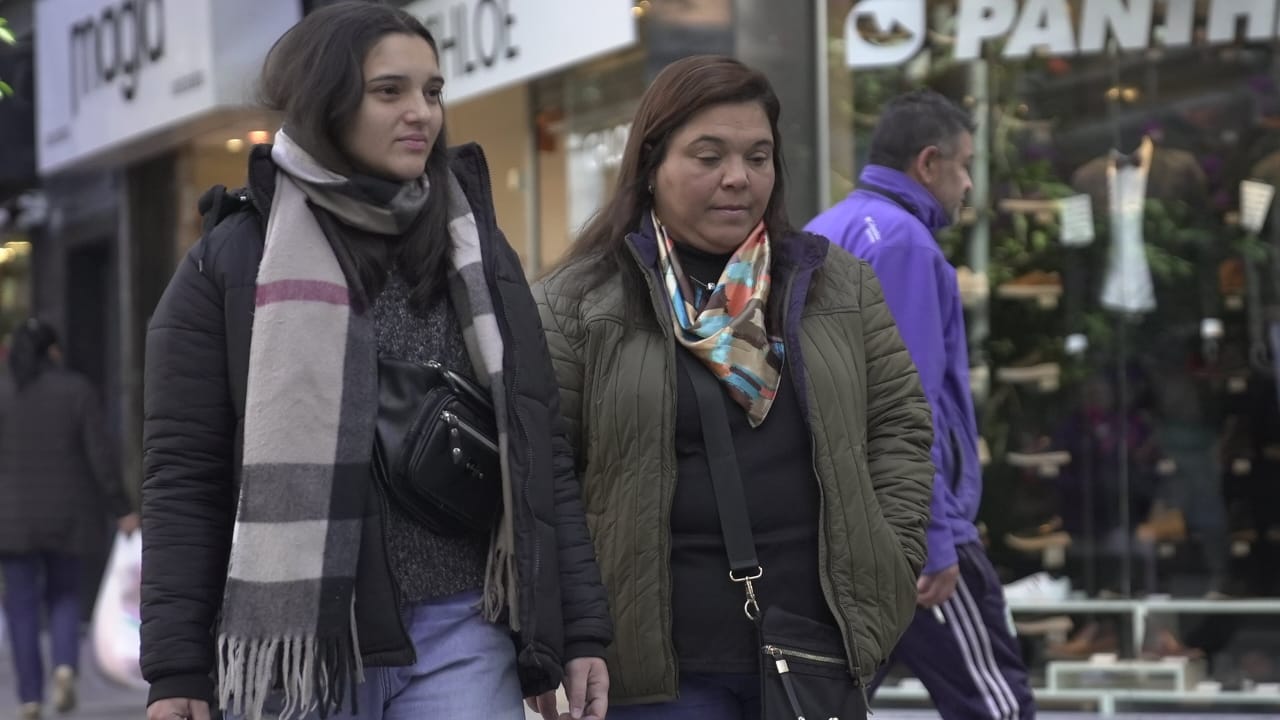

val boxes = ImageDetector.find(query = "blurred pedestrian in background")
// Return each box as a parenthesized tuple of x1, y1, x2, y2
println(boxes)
(0, 318, 139, 720)
(807, 89, 1036, 720)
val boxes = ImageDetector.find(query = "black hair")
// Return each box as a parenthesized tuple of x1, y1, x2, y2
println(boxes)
(258, 0, 452, 308)
(867, 89, 976, 171)
(9, 318, 58, 390)
(548, 55, 791, 315)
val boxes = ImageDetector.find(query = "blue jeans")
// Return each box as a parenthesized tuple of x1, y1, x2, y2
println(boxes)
(608, 673, 760, 720)
(1, 553, 82, 705)
(239, 590, 522, 720)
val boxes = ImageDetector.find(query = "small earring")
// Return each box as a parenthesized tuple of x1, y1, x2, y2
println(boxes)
(647, 183, 654, 195)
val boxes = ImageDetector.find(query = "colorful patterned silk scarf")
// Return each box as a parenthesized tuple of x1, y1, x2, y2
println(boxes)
(653, 211, 785, 427)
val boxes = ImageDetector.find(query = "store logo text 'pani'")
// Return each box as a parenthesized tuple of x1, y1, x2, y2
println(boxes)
(847, 0, 1280, 68)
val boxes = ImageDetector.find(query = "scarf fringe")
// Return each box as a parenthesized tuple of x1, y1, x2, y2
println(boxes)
(483, 523, 520, 631)
(217, 618, 363, 720)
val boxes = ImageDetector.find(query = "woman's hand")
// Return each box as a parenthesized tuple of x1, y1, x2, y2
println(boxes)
(118, 513, 141, 536)
(563, 657, 609, 719)
(147, 697, 211, 720)
(525, 656, 610, 719)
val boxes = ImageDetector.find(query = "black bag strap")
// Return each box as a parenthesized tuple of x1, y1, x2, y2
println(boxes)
(679, 349, 763, 620)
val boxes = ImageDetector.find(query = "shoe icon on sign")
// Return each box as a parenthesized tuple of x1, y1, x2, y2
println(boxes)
(844, 0, 926, 69)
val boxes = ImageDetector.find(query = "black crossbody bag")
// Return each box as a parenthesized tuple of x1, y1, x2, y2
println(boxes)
(681, 351, 868, 720)
(372, 356, 502, 536)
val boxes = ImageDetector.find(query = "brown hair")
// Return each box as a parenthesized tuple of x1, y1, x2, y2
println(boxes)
(257, 1, 453, 308)
(547, 55, 791, 301)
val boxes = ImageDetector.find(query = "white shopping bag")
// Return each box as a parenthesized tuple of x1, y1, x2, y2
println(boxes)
(91, 531, 147, 689)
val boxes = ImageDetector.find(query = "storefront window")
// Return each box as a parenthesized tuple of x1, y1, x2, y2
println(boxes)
(827, 0, 1280, 711)
(531, 48, 646, 270)
(443, 45, 644, 274)
(450, 83, 538, 267)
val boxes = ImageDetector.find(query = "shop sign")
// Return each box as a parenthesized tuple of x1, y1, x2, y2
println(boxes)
(404, 0, 636, 103)
(847, 0, 1280, 68)
(36, 0, 299, 174)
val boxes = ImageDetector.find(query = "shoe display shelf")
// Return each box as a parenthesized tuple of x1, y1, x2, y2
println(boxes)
(876, 597, 1280, 716)
(1046, 656, 1205, 694)
(1008, 597, 1280, 661)
(875, 683, 1280, 716)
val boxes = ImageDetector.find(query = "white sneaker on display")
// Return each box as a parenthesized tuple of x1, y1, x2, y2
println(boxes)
(1003, 571, 1072, 603)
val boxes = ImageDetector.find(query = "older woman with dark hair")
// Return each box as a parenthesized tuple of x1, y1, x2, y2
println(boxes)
(531, 55, 935, 720)
(139, 4, 609, 720)
(0, 319, 139, 720)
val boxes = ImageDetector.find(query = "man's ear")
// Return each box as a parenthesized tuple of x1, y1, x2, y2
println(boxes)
(907, 145, 938, 185)
(915, 145, 941, 182)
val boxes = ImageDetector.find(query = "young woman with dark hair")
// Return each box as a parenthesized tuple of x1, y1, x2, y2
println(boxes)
(140, 4, 610, 720)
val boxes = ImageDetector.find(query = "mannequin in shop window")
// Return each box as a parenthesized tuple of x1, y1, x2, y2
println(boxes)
(1067, 124, 1225, 548)
(1025, 124, 1232, 658)
(1068, 123, 1215, 322)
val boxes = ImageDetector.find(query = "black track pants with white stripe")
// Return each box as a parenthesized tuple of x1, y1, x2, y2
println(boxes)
(870, 542, 1037, 719)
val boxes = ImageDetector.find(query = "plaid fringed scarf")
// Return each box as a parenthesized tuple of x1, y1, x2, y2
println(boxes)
(218, 129, 516, 720)
(653, 211, 785, 427)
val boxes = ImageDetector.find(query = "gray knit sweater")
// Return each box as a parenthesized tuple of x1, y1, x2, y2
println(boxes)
(372, 269, 488, 604)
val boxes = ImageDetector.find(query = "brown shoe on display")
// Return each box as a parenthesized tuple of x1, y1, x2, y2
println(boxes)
(997, 197, 1060, 224)
(1046, 620, 1118, 660)
(1005, 515, 1072, 552)
(997, 353, 1062, 392)
(997, 270, 1064, 309)
(1014, 615, 1074, 637)
(956, 266, 989, 308)
(1141, 627, 1205, 660)
(20, 702, 41, 720)
(1218, 255, 1244, 284)
(1136, 505, 1187, 544)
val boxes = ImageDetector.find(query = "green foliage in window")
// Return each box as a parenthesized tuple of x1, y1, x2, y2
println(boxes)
(0, 17, 13, 99)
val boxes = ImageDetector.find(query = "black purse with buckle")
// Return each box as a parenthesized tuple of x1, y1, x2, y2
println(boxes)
(373, 356, 502, 536)
(681, 351, 868, 720)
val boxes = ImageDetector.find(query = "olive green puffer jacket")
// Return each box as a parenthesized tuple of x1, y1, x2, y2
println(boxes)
(532, 223, 934, 704)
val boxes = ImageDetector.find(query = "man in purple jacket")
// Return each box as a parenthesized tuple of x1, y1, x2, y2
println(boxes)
(807, 90, 1035, 719)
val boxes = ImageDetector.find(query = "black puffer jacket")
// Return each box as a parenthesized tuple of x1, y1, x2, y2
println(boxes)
(140, 144, 612, 706)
